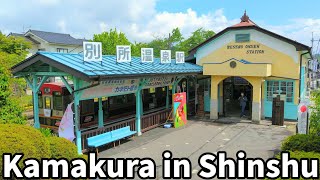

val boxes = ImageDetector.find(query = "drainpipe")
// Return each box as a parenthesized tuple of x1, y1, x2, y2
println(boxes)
(299, 51, 310, 102)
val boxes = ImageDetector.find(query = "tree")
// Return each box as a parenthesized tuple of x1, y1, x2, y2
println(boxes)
(147, 27, 184, 58)
(93, 28, 131, 55)
(0, 32, 31, 124)
(178, 28, 215, 55)
(131, 41, 148, 57)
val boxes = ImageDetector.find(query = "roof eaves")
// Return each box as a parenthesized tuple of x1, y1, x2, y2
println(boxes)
(189, 26, 311, 55)
(11, 53, 92, 81)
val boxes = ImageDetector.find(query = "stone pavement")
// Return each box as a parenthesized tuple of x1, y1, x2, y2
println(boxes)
(98, 118, 295, 179)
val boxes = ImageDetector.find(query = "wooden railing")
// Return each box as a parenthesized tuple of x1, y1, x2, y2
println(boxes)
(141, 109, 171, 132)
(80, 108, 171, 152)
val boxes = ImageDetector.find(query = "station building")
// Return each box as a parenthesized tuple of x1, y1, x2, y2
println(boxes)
(188, 12, 312, 122)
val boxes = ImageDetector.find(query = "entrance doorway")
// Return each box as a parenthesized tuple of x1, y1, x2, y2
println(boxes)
(223, 77, 252, 118)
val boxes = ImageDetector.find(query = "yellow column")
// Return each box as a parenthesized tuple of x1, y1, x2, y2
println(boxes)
(210, 75, 227, 119)
(245, 77, 263, 123)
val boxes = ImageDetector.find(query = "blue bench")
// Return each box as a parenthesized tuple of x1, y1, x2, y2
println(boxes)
(87, 126, 137, 153)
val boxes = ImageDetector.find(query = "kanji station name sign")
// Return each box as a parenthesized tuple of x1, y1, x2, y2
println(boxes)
(83, 42, 185, 64)
(117, 45, 131, 63)
(227, 44, 265, 54)
(83, 42, 102, 62)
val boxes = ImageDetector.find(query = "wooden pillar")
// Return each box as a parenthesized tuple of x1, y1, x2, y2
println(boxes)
(98, 97, 103, 128)
(73, 77, 82, 154)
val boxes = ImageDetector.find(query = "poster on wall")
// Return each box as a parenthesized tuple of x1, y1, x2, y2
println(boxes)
(173, 92, 187, 128)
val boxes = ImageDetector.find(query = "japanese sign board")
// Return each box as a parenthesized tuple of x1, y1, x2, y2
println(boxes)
(160, 50, 171, 64)
(175, 51, 185, 64)
(173, 92, 187, 128)
(141, 48, 154, 63)
(80, 79, 139, 100)
(83, 42, 102, 62)
(144, 76, 175, 89)
(117, 45, 131, 63)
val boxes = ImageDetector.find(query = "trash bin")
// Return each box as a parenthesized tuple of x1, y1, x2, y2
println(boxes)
(272, 95, 284, 126)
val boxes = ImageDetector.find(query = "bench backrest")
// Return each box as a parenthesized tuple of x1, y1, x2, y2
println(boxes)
(87, 126, 133, 144)
(111, 126, 131, 137)
(87, 132, 111, 144)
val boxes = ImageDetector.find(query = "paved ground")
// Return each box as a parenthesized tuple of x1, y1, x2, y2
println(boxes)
(98, 117, 295, 179)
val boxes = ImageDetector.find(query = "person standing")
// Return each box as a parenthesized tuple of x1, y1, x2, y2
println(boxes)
(238, 92, 248, 118)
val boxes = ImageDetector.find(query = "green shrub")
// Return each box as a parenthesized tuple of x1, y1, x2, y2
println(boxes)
(274, 151, 320, 180)
(48, 136, 79, 160)
(281, 134, 320, 152)
(0, 124, 51, 173)
(39, 128, 54, 137)
(310, 90, 320, 135)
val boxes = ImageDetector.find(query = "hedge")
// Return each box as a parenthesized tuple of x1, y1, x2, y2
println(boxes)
(48, 136, 80, 160)
(0, 124, 51, 172)
(281, 134, 320, 152)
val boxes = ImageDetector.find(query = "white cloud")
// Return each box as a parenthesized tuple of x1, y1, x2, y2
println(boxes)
(57, 20, 67, 33)
(263, 18, 320, 47)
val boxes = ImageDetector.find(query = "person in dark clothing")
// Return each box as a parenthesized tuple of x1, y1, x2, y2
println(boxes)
(238, 92, 248, 118)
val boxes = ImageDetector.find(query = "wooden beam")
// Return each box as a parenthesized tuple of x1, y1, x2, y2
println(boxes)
(60, 76, 73, 94)
(36, 76, 48, 92)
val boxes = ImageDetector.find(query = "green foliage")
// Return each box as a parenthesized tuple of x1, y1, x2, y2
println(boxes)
(281, 134, 320, 152)
(277, 151, 320, 160)
(93, 28, 131, 55)
(131, 41, 148, 57)
(93, 27, 215, 58)
(273, 151, 320, 180)
(0, 57, 27, 124)
(0, 32, 31, 124)
(48, 136, 80, 160)
(0, 124, 51, 173)
(0, 32, 31, 56)
(148, 27, 184, 57)
(39, 128, 54, 137)
(309, 90, 320, 135)
(177, 28, 215, 55)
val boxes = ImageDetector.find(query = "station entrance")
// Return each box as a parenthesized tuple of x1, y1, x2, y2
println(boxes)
(223, 77, 253, 118)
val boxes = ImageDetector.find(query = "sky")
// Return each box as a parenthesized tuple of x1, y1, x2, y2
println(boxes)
(1, 0, 320, 49)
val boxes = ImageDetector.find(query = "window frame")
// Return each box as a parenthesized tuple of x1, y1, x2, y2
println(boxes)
(44, 96, 52, 109)
(52, 91, 63, 111)
(57, 48, 68, 53)
(235, 34, 250, 43)
(265, 80, 294, 103)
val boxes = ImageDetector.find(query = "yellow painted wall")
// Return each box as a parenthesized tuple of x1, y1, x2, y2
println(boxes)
(203, 61, 271, 77)
(199, 41, 299, 79)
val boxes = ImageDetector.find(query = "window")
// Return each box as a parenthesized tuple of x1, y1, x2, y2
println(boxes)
(38, 91, 43, 108)
(38, 48, 45, 51)
(57, 48, 68, 53)
(53, 91, 63, 111)
(235, 34, 250, 42)
(44, 97, 51, 109)
(266, 81, 294, 102)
